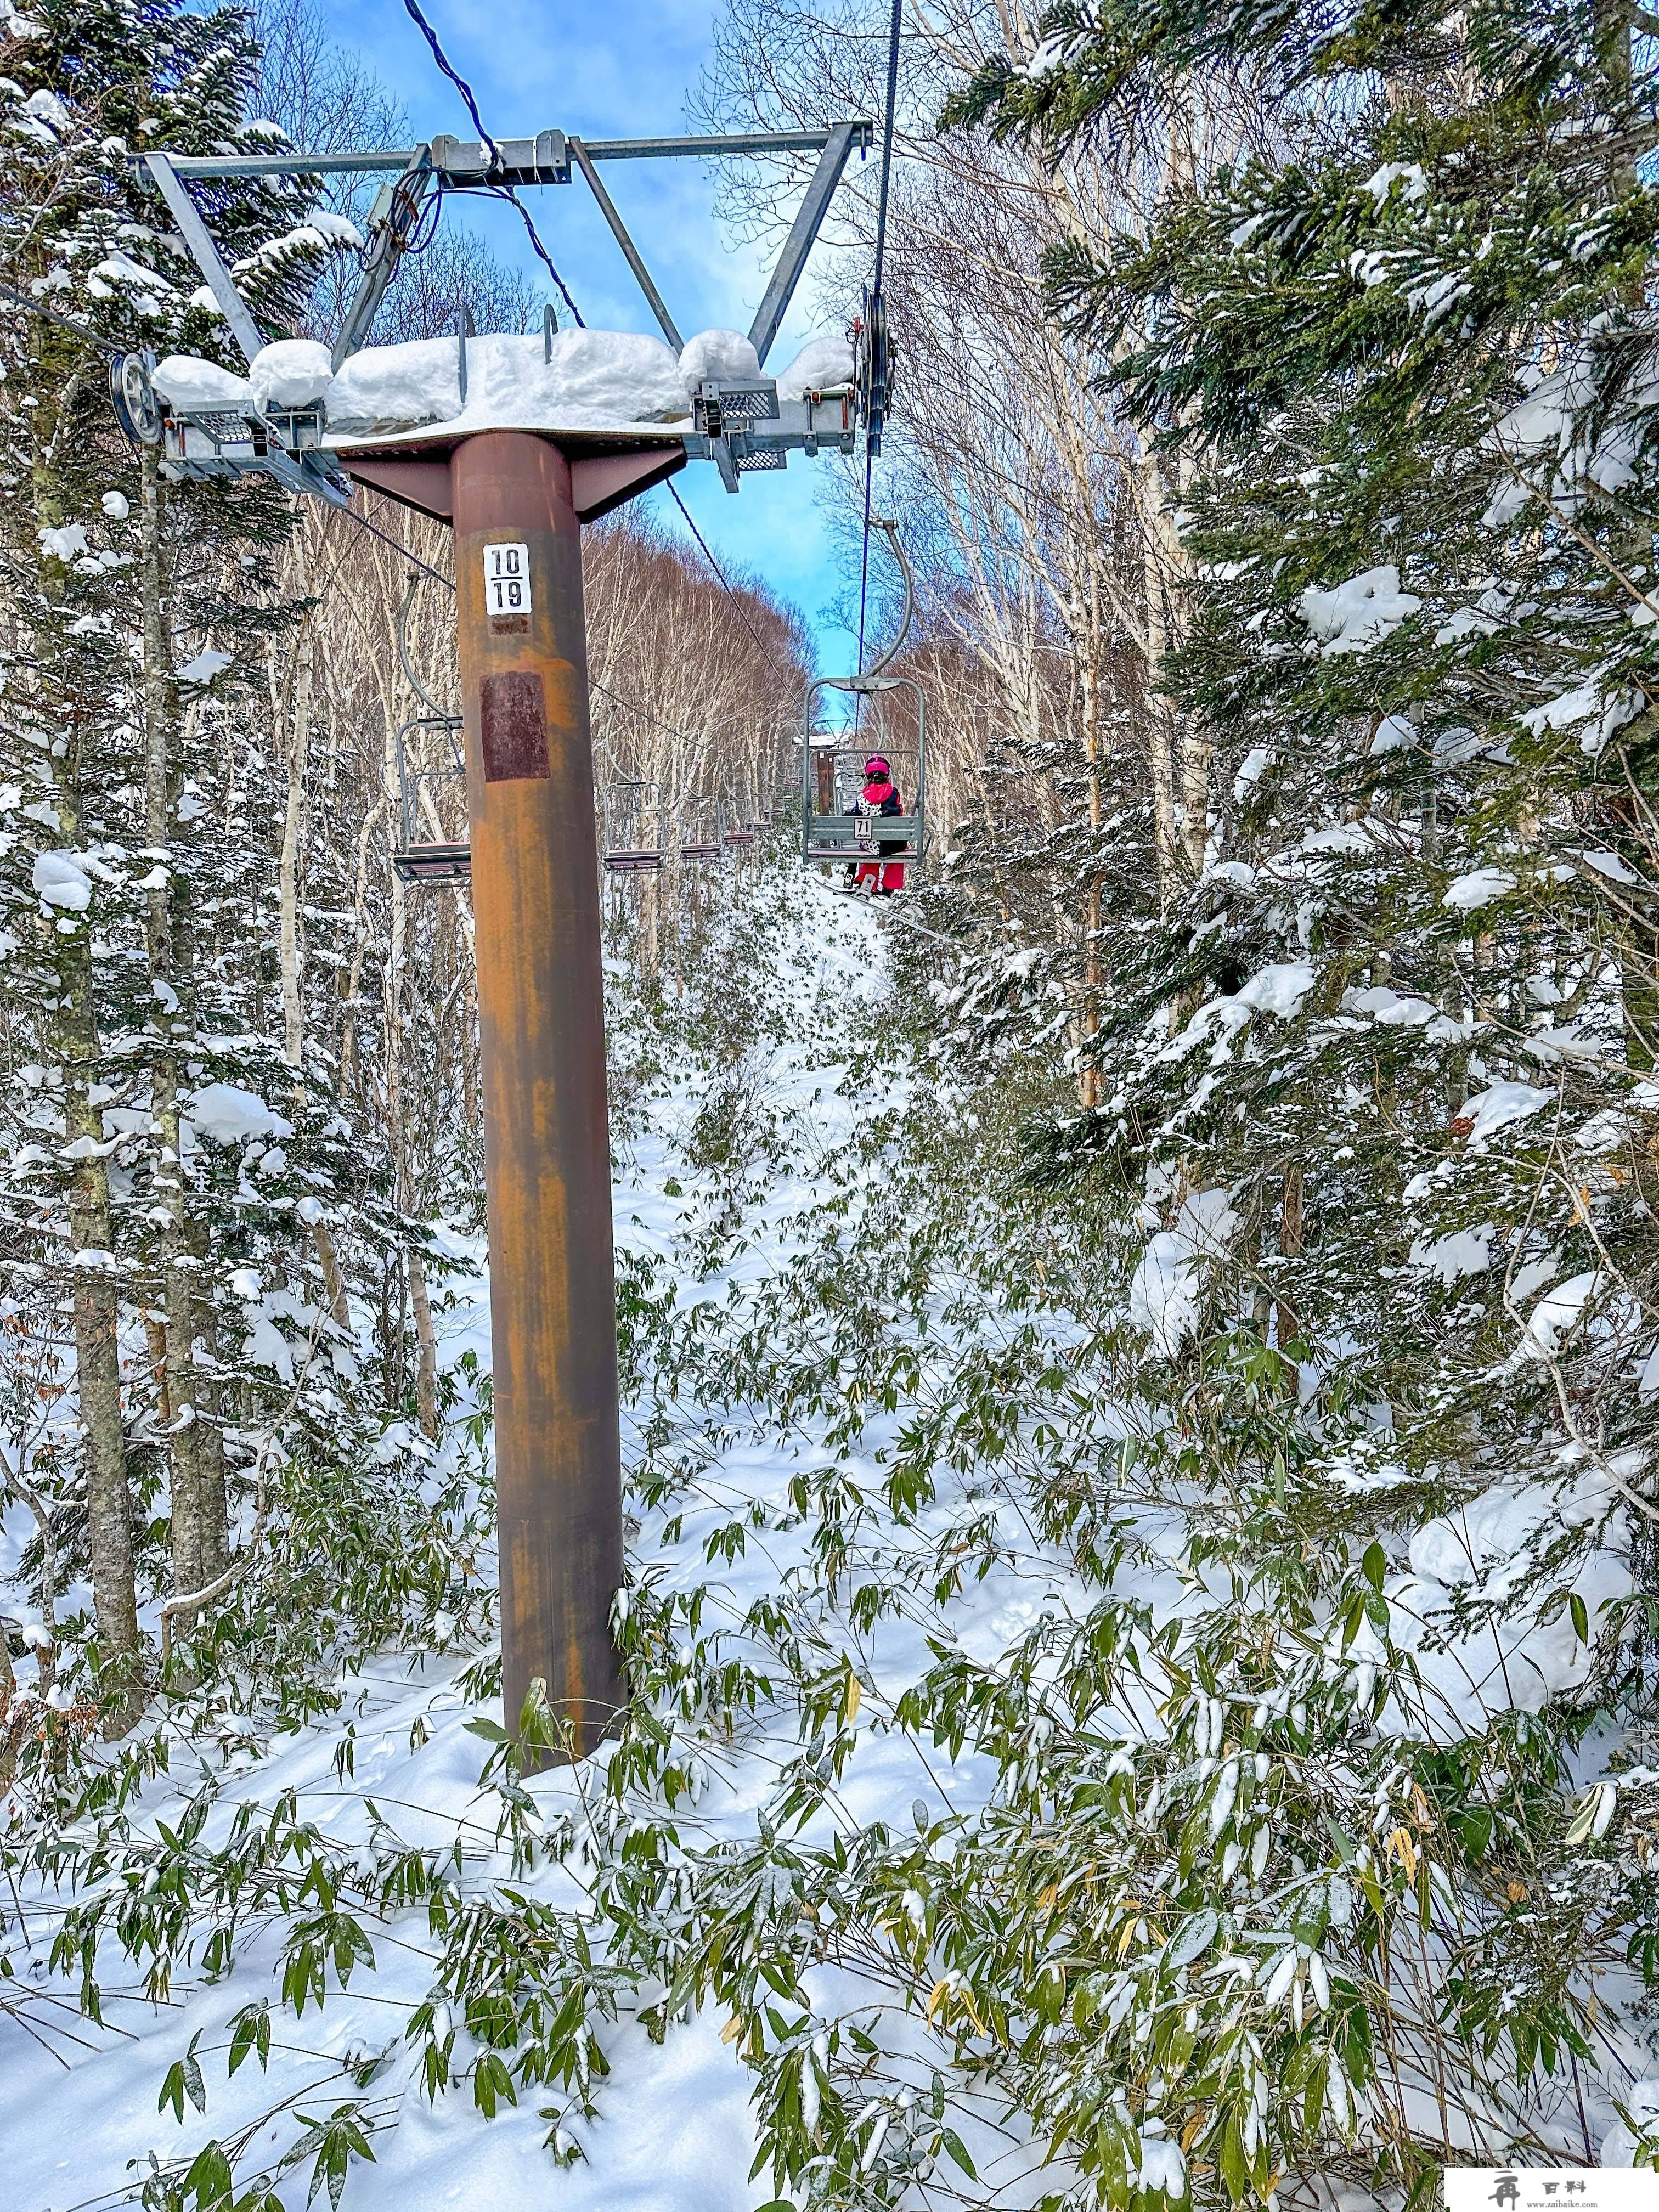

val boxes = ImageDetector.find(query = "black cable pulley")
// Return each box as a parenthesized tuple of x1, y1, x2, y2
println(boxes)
(109, 350, 163, 446)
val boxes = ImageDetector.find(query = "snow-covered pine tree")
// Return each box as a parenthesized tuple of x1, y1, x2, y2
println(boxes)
(901, 0, 1659, 2185)
(0, 0, 437, 1761)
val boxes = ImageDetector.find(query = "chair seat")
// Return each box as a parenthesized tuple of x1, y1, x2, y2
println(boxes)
(394, 843, 471, 883)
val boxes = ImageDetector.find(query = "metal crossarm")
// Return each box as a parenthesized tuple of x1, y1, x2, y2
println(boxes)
(121, 118, 879, 505)
(567, 138, 681, 351)
(148, 127, 869, 182)
(747, 120, 866, 368)
(332, 148, 436, 369)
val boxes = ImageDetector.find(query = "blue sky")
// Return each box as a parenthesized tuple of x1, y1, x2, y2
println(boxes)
(308, 0, 859, 668)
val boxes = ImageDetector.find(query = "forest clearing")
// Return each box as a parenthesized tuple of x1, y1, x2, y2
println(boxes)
(3, 2, 1658, 2210)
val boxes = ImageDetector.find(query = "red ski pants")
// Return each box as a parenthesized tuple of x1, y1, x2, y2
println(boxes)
(855, 859, 906, 891)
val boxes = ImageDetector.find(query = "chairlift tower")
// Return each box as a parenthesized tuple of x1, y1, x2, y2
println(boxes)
(115, 121, 881, 1765)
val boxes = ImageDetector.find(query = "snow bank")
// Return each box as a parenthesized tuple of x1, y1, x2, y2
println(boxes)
(157, 319, 847, 441)
(186, 1082, 294, 1146)
(1299, 565, 1421, 655)
(1342, 985, 1438, 1026)
(678, 328, 759, 391)
(32, 849, 92, 911)
(154, 353, 253, 410)
(249, 336, 333, 409)
(774, 332, 854, 399)
(176, 648, 232, 684)
(1174, 959, 1317, 1064)
(39, 522, 87, 562)
(1126, 1189, 1239, 1355)
(1603, 2077, 1659, 2164)
(1520, 1269, 1600, 1359)
(1354, 1465, 1635, 1739)
(1236, 960, 1314, 1017)
(1442, 865, 1516, 911)
(325, 329, 691, 438)
(1458, 1080, 1554, 1144)
(325, 335, 459, 433)
(1409, 1226, 1493, 1285)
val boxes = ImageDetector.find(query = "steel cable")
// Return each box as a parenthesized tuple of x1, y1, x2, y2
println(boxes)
(401, 0, 585, 328)
(855, 0, 905, 711)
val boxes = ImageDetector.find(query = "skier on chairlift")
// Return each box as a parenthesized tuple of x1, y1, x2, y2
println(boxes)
(847, 753, 906, 895)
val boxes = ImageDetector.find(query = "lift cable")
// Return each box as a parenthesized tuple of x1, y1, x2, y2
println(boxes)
(0, 278, 124, 357)
(351, 502, 719, 747)
(400, 0, 586, 329)
(666, 480, 793, 691)
(400, 0, 798, 704)
(590, 675, 728, 747)
(854, 0, 905, 686)
(342, 501, 458, 590)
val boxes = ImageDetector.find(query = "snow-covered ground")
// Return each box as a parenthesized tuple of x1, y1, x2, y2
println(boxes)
(0, 882, 1087, 2211)
(4, 875, 1653, 2210)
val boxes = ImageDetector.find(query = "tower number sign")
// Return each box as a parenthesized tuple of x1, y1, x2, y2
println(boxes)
(484, 542, 532, 620)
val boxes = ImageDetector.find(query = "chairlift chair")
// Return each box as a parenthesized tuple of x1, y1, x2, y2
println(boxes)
(801, 723, 924, 868)
(675, 793, 724, 862)
(602, 780, 668, 872)
(392, 714, 471, 883)
(799, 518, 926, 878)
(387, 573, 470, 883)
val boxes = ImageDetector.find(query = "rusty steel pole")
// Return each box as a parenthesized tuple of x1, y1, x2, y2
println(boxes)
(450, 430, 627, 1763)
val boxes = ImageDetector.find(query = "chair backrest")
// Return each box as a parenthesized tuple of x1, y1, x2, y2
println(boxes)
(674, 793, 723, 859)
(602, 779, 667, 862)
(392, 715, 469, 883)
(809, 745, 919, 818)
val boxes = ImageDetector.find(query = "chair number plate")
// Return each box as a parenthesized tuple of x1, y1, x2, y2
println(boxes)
(484, 542, 532, 620)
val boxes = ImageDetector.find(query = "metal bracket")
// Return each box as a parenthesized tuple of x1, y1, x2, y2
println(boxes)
(331, 146, 436, 369)
(458, 306, 476, 404)
(426, 129, 570, 185)
(686, 377, 855, 493)
(567, 137, 681, 351)
(144, 152, 264, 365)
(747, 120, 866, 368)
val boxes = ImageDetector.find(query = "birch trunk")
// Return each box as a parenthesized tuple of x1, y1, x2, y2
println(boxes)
(1277, 1162, 1305, 1355)
(1139, 455, 1181, 902)
(280, 627, 312, 1072)
(407, 1246, 440, 1439)
(55, 911, 140, 1725)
